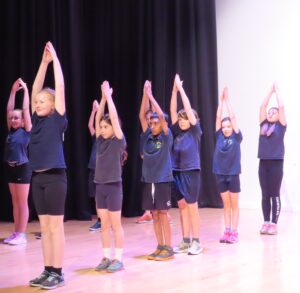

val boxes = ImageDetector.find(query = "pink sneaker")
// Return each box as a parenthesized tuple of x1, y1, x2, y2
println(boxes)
(260, 223, 269, 234)
(136, 213, 153, 224)
(219, 231, 230, 243)
(267, 223, 277, 235)
(227, 231, 238, 244)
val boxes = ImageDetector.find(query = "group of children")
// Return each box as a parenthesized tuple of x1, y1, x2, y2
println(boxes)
(3, 42, 286, 289)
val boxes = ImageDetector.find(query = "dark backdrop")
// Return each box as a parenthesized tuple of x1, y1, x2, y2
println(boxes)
(0, 0, 222, 221)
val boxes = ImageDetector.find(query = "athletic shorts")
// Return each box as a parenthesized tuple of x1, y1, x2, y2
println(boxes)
(88, 169, 96, 198)
(95, 182, 123, 212)
(32, 169, 67, 216)
(172, 170, 201, 204)
(142, 182, 172, 211)
(215, 174, 240, 193)
(5, 162, 32, 184)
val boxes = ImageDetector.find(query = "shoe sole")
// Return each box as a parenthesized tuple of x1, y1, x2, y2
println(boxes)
(89, 228, 101, 231)
(188, 249, 203, 255)
(173, 249, 189, 254)
(40, 281, 65, 290)
(106, 267, 124, 273)
(154, 255, 175, 261)
(136, 220, 153, 224)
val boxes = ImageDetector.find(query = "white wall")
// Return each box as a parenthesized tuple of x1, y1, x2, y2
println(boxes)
(216, 0, 300, 210)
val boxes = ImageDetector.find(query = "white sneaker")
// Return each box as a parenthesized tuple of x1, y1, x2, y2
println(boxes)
(3, 232, 17, 244)
(187, 240, 203, 255)
(173, 241, 190, 254)
(8, 233, 27, 245)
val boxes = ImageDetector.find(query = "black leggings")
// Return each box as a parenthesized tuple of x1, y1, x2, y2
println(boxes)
(258, 160, 283, 224)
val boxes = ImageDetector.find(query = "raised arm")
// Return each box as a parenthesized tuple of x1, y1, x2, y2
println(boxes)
(175, 74, 197, 125)
(7, 79, 21, 129)
(146, 83, 168, 135)
(104, 81, 123, 140)
(95, 85, 106, 138)
(170, 75, 178, 125)
(31, 44, 52, 114)
(19, 79, 32, 132)
(260, 84, 274, 123)
(273, 82, 287, 126)
(216, 88, 225, 131)
(223, 88, 239, 133)
(139, 80, 151, 132)
(88, 100, 99, 136)
(46, 42, 65, 115)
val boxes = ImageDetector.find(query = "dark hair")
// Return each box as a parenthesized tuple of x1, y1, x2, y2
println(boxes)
(221, 117, 231, 124)
(145, 109, 153, 116)
(178, 109, 199, 121)
(150, 111, 169, 123)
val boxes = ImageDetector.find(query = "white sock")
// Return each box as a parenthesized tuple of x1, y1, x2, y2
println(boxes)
(114, 248, 123, 261)
(103, 248, 111, 259)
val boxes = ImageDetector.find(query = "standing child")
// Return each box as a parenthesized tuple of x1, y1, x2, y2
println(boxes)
(4, 78, 32, 245)
(28, 42, 67, 289)
(213, 87, 242, 244)
(170, 74, 203, 255)
(258, 82, 286, 235)
(88, 100, 101, 231)
(94, 81, 126, 273)
(140, 81, 174, 261)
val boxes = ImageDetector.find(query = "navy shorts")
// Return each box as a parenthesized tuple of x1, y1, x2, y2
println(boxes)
(5, 162, 32, 184)
(95, 182, 123, 212)
(215, 174, 240, 193)
(88, 169, 96, 198)
(172, 170, 201, 204)
(32, 169, 67, 216)
(142, 182, 172, 211)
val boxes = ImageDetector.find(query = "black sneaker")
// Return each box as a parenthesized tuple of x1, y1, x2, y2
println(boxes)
(29, 270, 50, 287)
(89, 219, 101, 231)
(40, 272, 65, 290)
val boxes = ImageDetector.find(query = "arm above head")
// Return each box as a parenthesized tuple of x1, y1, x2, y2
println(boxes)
(31, 44, 53, 114)
(216, 87, 225, 131)
(95, 84, 106, 138)
(273, 82, 287, 126)
(7, 79, 21, 129)
(223, 87, 239, 133)
(19, 79, 32, 132)
(170, 75, 178, 125)
(139, 80, 151, 132)
(259, 83, 274, 123)
(88, 100, 99, 136)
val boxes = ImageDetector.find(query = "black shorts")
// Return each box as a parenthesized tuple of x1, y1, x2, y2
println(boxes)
(32, 169, 67, 216)
(172, 170, 201, 204)
(142, 182, 172, 211)
(5, 162, 32, 184)
(88, 169, 96, 198)
(215, 174, 241, 193)
(95, 182, 123, 212)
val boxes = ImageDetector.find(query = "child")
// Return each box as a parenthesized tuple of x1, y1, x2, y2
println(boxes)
(140, 81, 174, 261)
(213, 87, 242, 244)
(258, 82, 286, 235)
(170, 74, 203, 255)
(29, 42, 67, 289)
(88, 100, 101, 231)
(94, 81, 126, 273)
(4, 78, 32, 245)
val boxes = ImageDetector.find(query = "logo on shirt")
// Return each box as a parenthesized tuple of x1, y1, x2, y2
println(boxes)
(155, 141, 162, 149)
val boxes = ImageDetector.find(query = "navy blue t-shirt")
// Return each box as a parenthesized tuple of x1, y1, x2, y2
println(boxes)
(88, 135, 97, 170)
(94, 135, 126, 184)
(141, 128, 173, 183)
(171, 122, 202, 171)
(213, 129, 243, 175)
(4, 128, 30, 164)
(258, 120, 286, 160)
(29, 110, 67, 170)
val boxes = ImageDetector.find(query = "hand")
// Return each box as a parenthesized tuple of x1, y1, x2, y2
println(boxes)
(101, 81, 113, 99)
(45, 41, 57, 60)
(174, 74, 183, 90)
(42, 44, 53, 64)
(145, 81, 152, 97)
(11, 79, 22, 93)
(273, 81, 278, 93)
(144, 80, 151, 96)
(92, 100, 99, 111)
(222, 87, 228, 101)
(18, 78, 28, 91)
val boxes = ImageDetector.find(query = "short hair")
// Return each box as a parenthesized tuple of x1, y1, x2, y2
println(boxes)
(178, 109, 199, 121)
(221, 117, 231, 124)
(150, 112, 169, 123)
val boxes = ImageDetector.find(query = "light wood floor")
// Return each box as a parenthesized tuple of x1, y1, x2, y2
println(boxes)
(0, 208, 299, 293)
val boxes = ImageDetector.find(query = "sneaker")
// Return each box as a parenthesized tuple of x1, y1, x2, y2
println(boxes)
(95, 257, 111, 271)
(173, 241, 190, 254)
(147, 245, 164, 260)
(267, 223, 277, 235)
(40, 272, 65, 290)
(29, 270, 51, 287)
(8, 233, 27, 245)
(187, 240, 203, 255)
(219, 231, 231, 243)
(136, 213, 152, 224)
(154, 245, 174, 261)
(260, 223, 269, 234)
(106, 259, 124, 273)
(227, 231, 239, 244)
(89, 219, 101, 231)
(3, 232, 17, 244)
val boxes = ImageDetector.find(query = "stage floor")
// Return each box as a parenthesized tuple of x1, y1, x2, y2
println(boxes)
(0, 208, 299, 293)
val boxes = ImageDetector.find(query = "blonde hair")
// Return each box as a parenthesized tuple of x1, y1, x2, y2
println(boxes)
(40, 87, 55, 102)
(178, 109, 199, 120)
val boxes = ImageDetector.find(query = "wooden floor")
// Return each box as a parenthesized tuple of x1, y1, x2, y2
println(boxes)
(0, 208, 299, 293)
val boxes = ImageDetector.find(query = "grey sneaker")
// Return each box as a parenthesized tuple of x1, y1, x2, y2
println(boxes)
(173, 241, 190, 254)
(95, 257, 111, 271)
(154, 245, 174, 261)
(40, 272, 65, 290)
(147, 245, 164, 260)
(187, 240, 203, 255)
(3, 232, 17, 244)
(106, 259, 124, 273)
(29, 270, 50, 287)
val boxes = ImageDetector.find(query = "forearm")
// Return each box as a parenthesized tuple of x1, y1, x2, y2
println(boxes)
(170, 89, 178, 124)
(7, 92, 16, 112)
(32, 61, 49, 99)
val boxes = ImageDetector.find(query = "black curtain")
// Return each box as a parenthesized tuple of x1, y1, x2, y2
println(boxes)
(0, 0, 222, 221)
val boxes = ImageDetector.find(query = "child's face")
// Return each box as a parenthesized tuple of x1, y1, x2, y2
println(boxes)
(267, 108, 279, 123)
(178, 116, 191, 131)
(35, 91, 55, 117)
(100, 120, 114, 139)
(9, 110, 23, 129)
(149, 118, 163, 136)
(221, 120, 233, 137)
